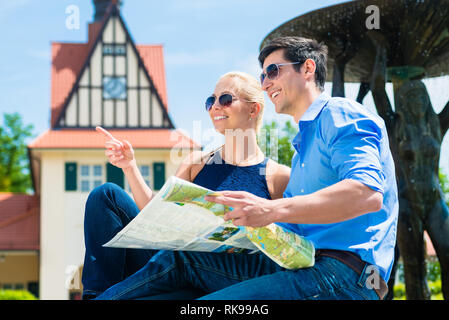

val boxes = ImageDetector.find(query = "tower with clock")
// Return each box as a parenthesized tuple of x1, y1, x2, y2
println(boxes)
(54, 1, 173, 129)
(26, 0, 200, 299)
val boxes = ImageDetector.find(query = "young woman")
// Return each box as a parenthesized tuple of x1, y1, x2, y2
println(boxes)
(82, 71, 291, 300)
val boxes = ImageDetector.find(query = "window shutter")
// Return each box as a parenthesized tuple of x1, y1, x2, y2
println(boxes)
(65, 162, 77, 191)
(153, 162, 165, 190)
(106, 163, 124, 188)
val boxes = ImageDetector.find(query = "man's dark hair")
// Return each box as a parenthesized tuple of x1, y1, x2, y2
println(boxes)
(258, 36, 328, 91)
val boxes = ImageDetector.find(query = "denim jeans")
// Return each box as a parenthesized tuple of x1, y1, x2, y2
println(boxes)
(82, 183, 158, 299)
(94, 249, 380, 300)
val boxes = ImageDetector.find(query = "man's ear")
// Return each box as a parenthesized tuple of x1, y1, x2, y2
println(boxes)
(303, 58, 317, 76)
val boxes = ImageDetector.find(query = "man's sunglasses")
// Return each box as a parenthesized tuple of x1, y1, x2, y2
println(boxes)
(205, 93, 237, 111)
(260, 61, 303, 85)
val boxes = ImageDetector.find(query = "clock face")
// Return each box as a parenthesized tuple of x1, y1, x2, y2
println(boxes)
(103, 76, 126, 99)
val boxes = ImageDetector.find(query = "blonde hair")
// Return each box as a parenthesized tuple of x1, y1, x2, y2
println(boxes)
(218, 71, 265, 133)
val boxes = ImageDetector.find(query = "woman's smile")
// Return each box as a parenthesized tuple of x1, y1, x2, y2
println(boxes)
(213, 115, 229, 121)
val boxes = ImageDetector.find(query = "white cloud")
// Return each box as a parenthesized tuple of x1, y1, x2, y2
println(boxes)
(27, 48, 51, 61)
(170, 0, 220, 10)
(167, 52, 262, 77)
(170, 0, 260, 11)
(0, 0, 31, 18)
(232, 54, 262, 79)
(165, 49, 230, 67)
(423, 75, 449, 113)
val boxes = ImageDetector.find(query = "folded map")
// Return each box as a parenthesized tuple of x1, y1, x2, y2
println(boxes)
(104, 176, 315, 269)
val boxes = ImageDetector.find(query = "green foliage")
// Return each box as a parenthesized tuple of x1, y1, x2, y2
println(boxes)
(426, 258, 441, 282)
(439, 168, 449, 206)
(393, 282, 406, 299)
(0, 112, 34, 193)
(258, 120, 298, 167)
(0, 290, 37, 300)
(393, 280, 442, 300)
(429, 280, 442, 296)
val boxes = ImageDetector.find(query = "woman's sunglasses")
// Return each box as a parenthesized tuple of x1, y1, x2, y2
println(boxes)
(260, 61, 303, 85)
(205, 93, 236, 111)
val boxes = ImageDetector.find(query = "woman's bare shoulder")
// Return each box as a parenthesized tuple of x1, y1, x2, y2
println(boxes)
(175, 150, 212, 181)
(265, 159, 291, 199)
(266, 159, 290, 176)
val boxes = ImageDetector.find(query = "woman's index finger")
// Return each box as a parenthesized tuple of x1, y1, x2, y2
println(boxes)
(96, 126, 115, 140)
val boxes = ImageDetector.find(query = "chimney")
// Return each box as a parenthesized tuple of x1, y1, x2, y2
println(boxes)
(92, 0, 122, 22)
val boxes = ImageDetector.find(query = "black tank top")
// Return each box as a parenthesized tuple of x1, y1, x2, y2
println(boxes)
(192, 151, 271, 200)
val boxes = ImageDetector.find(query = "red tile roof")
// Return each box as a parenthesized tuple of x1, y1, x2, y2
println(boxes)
(50, 23, 169, 128)
(28, 128, 200, 149)
(50, 42, 88, 128)
(137, 44, 168, 108)
(0, 193, 39, 250)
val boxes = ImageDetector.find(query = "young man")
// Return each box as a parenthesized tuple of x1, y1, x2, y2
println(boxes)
(205, 36, 398, 300)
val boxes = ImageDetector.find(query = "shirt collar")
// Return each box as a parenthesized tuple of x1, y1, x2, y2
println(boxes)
(299, 92, 331, 122)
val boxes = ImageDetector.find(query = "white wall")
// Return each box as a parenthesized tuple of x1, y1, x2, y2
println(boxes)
(39, 148, 181, 299)
(40, 154, 67, 299)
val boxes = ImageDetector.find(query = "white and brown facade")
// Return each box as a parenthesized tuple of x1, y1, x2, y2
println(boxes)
(22, 1, 199, 299)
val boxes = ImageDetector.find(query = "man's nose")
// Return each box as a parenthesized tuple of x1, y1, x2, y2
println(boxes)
(261, 77, 271, 91)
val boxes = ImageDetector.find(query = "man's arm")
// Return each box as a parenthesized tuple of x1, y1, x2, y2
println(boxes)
(207, 179, 382, 227)
(270, 179, 383, 225)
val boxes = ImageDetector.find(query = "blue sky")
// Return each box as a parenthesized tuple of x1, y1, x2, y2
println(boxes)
(1, 0, 449, 171)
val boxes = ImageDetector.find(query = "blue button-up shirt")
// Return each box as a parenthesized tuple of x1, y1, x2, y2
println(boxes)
(277, 92, 398, 282)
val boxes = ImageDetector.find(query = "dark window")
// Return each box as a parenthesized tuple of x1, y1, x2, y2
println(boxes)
(65, 162, 77, 191)
(153, 162, 165, 190)
(106, 162, 124, 188)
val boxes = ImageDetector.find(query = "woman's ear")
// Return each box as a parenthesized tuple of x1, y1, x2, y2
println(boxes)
(250, 102, 261, 118)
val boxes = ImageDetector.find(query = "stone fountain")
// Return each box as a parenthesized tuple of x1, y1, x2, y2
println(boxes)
(261, 0, 449, 300)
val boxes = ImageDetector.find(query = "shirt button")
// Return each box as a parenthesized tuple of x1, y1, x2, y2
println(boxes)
(301, 163, 305, 167)
(301, 189, 304, 193)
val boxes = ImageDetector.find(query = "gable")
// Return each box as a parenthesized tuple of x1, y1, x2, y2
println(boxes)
(51, 6, 173, 129)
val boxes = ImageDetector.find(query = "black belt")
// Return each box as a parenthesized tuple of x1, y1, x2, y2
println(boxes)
(315, 249, 388, 300)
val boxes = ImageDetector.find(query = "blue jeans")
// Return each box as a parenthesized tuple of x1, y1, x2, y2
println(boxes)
(94, 249, 379, 300)
(82, 183, 281, 299)
(82, 183, 159, 299)
(84, 183, 380, 300)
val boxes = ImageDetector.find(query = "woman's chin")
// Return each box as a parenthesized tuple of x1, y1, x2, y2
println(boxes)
(212, 123, 228, 135)
(215, 127, 225, 135)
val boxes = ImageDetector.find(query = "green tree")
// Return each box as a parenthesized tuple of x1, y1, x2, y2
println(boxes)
(439, 169, 449, 206)
(258, 120, 298, 167)
(0, 112, 34, 193)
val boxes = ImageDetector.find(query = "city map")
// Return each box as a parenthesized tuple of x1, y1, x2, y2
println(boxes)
(104, 176, 315, 269)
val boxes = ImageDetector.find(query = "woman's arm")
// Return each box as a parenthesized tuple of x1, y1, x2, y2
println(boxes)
(123, 163, 153, 211)
(175, 150, 209, 182)
(96, 126, 153, 210)
(174, 151, 197, 181)
(265, 160, 291, 200)
(125, 149, 206, 210)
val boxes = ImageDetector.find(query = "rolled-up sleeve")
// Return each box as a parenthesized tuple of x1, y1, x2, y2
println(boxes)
(322, 108, 385, 194)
